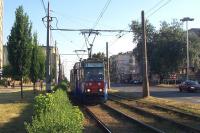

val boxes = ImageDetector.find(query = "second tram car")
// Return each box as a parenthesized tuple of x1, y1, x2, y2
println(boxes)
(70, 58, 108, 103)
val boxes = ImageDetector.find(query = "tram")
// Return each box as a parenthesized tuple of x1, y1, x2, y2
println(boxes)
(70, 58, 108, 103)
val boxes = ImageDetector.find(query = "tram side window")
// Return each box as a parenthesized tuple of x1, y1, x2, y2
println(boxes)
(77, 69, 80, 81)
(74, 69, 77, 75)
(80, 68, 84, 81)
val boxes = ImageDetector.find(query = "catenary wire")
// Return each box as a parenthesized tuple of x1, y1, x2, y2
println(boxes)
(147, 0, 172, 18)
(40, 0, 47, 15)
(93, 0, 112, 29)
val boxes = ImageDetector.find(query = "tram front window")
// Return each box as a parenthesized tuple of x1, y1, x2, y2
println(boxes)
(85, 68, 104, 81)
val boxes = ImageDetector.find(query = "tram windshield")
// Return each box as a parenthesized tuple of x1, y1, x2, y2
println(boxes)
(85, 67, 104, 81)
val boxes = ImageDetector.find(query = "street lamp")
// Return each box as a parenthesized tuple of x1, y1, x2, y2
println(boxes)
(180, 17, 194, 80)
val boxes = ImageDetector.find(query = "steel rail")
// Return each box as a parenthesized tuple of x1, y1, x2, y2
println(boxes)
(84, 106, 112, 133)
(109, 97, 200, 133)
(102, 103, 165, 133)
(109, 93, 200, 120)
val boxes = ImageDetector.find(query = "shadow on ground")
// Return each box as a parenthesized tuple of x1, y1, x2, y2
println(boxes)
(110, 85, 200, 99)
(0, 90, 37, 133)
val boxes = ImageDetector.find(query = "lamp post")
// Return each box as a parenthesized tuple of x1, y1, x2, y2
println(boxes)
(180, 17, 194, 80)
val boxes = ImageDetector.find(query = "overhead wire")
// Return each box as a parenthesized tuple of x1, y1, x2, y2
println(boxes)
(81, 0, 112, 57)
(147, 0, 172, 18)
(146, 0, 166, 15)
(51, 10, 91, 28)
(105, 0, 172, 55)
(40, 0, 47, 15)
(93, 0, 112, 29)
(50, 14, 84, 52)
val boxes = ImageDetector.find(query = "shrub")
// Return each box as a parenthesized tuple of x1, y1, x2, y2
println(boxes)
(25, 90, 84, 133)
(53, 80, 69, 91)
(0, 78, 7, 86)
(33, 93, 54, 115)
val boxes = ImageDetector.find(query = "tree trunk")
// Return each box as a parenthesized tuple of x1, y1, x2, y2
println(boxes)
(33, 82, 36, 94)
(12, 80, 15, 88)
(21, 77, 23, 99)
(40, 80, 43, 91)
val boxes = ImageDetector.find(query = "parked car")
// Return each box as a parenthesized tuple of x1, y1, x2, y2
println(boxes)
(179, 80, 200, 92)
(129, 80, 142, 85)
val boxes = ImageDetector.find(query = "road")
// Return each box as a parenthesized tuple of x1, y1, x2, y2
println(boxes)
(110, 84, 200, 103)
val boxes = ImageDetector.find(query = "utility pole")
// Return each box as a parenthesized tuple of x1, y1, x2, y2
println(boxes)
(62, 64, 64, 79)
(180, 17, 194, 80)
(106, 42, 110, 89)
(45, 2, 51, 92)
(141, 10, 150, 97)
(55, 41, 58, 84)
(58, 55, 62, 83)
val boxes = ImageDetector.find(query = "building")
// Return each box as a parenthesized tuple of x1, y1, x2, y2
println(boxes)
(41, 45, 59, 83)
(189, 28, 200, 37)
(0, 0, 3, 70)
(109, 51, 140, 83)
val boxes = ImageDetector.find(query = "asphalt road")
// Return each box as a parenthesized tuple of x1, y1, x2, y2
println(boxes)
(111, 84, 200, 103)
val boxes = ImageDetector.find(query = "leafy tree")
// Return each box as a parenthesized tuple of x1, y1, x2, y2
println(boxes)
(7, 6, 32, 98)
(150, 20, 185, 79)
(51, 65, 56, 82)
(131, 19, 187, 81)
(92, 52, 106, 60)
(2, 65, 12, 78)
(188, 32, 200, 72)
(30, 33, 39, 93)
(38, 46, 45, 91)
(130, 20, 156, 76)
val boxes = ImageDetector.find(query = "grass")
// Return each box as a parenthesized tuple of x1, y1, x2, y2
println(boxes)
(140, 96, 200, 116)
(108, 88, 200, 116)
(0, 87, 38, 133)
(156, 84, 178, 88)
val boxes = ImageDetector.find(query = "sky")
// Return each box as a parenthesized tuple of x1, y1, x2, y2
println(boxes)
(4, 0, 200, 79)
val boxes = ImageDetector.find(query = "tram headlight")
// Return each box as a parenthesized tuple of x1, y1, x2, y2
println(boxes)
(99, 88, 103, 92)
(190, 87, 195, 89)
(86, 89, 91, 92)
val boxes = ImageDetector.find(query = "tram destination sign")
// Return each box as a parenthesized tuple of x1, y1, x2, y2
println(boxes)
(85, 63, 103, 67)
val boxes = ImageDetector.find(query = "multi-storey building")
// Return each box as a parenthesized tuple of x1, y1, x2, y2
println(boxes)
(189, 28, 200, 37)
(110, 51, 140, 83)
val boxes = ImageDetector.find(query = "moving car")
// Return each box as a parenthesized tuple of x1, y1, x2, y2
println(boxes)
(179, 80, 200, 92)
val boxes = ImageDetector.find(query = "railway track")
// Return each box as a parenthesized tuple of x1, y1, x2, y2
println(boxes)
(84, 105, 112, 133)
(109, 94, 200, 133)
(109, 93, 200, 120)
(84, 104, 163, 133)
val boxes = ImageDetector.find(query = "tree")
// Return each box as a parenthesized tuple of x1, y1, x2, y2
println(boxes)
(131, 19, 187, 81)
(30, 33, 39, 93)
(38, 46, 45, 91)
(150, 20, 185, 80)
(2, 65, 12, 78)
(130, 20, 156, 77)
(92, 52, 106, 60)
(188, 32, 200, 72)
(7, 6, 32, 98)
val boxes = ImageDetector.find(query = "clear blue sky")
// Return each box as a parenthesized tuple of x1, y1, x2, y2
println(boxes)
(4, 0, 200, 78)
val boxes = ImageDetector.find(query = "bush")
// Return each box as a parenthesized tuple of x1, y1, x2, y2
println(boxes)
(33, 93, 54, 115)
(0, 78, 7, 86)
(25, 90, 84, 133)
(53, 80, 69, 91)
